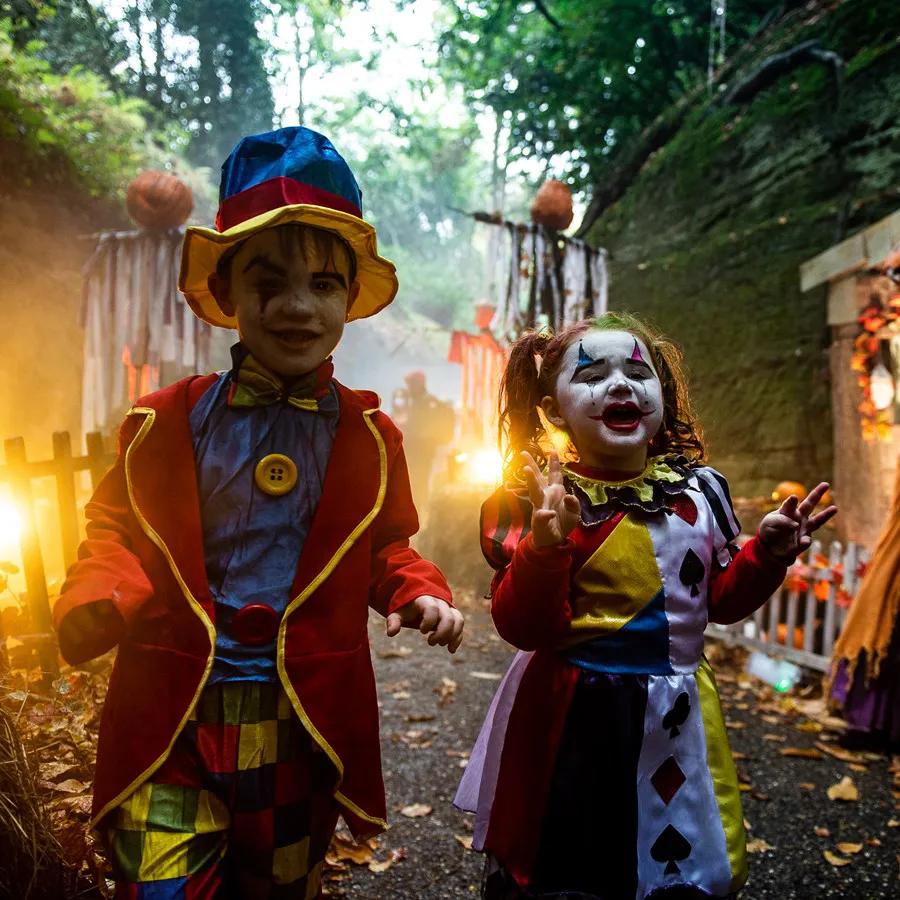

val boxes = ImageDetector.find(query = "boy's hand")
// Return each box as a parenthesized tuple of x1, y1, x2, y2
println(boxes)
(759, 482, 837, 562)
(385, 596, 465, 653)
(58, 599, 123, 647)
(521, 450, 581, 548)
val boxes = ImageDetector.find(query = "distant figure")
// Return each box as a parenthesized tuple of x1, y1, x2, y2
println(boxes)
(392, 371, 455, 512)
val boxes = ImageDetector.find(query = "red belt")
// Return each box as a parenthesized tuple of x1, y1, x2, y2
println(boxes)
(232, 603, 280, 646)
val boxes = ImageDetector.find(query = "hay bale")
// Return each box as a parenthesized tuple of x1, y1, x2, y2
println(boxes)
(0, 703, 80, 899)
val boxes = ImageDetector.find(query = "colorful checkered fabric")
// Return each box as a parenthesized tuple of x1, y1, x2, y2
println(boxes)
(107, 682, 340, 900)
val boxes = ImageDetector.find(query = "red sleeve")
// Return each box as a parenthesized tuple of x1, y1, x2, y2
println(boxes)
(368, 431, 452, 617)
(707, 535, 788, 625)
(53, 415, 154, 665)
(490, 532, 574, 650)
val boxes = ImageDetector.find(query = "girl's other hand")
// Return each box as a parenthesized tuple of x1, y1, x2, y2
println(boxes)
(521, 451, 581, 548)
(758, 481, 837, 562)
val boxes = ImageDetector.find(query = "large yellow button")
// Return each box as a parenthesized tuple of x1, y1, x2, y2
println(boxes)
(254, 454, 298, 496)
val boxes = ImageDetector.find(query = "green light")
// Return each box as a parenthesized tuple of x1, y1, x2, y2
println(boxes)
(775, 679, 791, 693)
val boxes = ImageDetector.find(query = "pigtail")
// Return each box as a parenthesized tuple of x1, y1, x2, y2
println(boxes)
(498, 330, 552, 480)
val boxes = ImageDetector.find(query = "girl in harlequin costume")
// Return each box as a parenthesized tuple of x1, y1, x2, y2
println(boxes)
(455, 312, 836, 900)
(53, 127, 464, 899)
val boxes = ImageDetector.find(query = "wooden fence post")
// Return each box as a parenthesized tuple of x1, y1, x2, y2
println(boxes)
(53, 432, 80, 574)
(4, 437, 58, 684)
(85, 431, 108, 492)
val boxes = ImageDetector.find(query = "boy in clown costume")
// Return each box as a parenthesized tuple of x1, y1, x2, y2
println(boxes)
(54, 127, 463, 898)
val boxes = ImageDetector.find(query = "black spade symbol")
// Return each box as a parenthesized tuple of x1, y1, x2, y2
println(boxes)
(662, 692, 691, 738)
(679, 548, 705, 597)
(651, 824, 692, 875)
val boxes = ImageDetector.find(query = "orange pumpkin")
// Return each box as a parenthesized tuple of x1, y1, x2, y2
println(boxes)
(127, 170, 193, 229)
(530, 179, 574, 231)
(771, 481, 808, 504)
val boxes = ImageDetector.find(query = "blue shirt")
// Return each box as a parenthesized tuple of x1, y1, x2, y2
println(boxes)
(189, 372, 339, 682)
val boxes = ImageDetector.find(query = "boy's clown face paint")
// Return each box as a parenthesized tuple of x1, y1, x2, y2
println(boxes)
(214, 227, 357, 378)
(545, 330, 664, 469)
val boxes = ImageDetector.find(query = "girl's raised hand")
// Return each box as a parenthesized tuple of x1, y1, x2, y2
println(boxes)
(759, 481, 838, 562)
(521, 451, 581, 548)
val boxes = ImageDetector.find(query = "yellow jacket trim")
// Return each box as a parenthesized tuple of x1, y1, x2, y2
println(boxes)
(276, 406, 389, 831)
(90, 407, 217, 832)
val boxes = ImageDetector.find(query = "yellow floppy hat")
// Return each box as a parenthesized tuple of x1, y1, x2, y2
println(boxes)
(178, 127, 399, 328)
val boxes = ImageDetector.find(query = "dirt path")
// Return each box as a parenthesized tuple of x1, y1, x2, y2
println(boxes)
(330, 593, 899, 899)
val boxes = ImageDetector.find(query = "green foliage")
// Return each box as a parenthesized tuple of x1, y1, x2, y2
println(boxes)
(437, 0, 774, 188)
(0, 17, 148, 196)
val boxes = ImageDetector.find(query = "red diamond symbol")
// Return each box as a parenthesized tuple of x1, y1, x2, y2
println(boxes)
(651, 755, 686, 805)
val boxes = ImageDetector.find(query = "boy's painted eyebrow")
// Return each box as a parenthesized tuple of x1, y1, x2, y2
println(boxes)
(312, 271, 347, 288)
(242, 255, 287, 277)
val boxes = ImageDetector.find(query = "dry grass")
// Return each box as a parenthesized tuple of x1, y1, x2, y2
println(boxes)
(0, 701, 79, 899)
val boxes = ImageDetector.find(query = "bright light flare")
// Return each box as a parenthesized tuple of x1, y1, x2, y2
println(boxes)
(470, 450, 504, 486)
(0, 501, 21, 549)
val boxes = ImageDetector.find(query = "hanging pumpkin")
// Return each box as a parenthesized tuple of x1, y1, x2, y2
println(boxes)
(530, 179, 573, 231)
(126, 170, 193, 229)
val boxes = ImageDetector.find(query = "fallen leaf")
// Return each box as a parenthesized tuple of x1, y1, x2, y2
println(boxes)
(743, 818, 752, 831)
(328, 834, 376, 865)
(731, 752, 750, 760)
(888, 819, 900, 828)
(50, 779, 90, 794)
(815, 742, 866, 763)
(779, 747, 824, 759)
(746, 838, 775, 853)
(849, 763, 868, 773)
(826, 776, 859, 802)
(823, 850, 851, 867)
(795, 720, 824, 734)
(726, 720, 746, 730)
(392, 691, 410, 700)
(762, 715, 781, 725)
(368, 859, 393, 874)
(455, 834, 474, 850)
(459, 758, 469, 768)
(815, 827, 831, 837)
(383, 680, 410, 692)
(868, 838, 882, 847)
(400, 803, 433, 818)
(739, 784, 751, 792)
(799, 782, 817, 790)
(378, 647, 412, 659)
(752, 792, 770, 802)
(445, 750, 470, 759)
(468, 671, 503, 680)
(735, 703, 749, 710)
(436, 677, 458, 705)
(407, 714, 436, 723)
(837, 842, 863, 855)
(763, 734, 787, 743)
(389, 848, 408, 863)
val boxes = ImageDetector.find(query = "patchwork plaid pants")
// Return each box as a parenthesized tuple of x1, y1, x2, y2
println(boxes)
(107, 682, 340, 900)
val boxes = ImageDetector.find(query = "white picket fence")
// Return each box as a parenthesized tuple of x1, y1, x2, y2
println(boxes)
(705, 538, 871, 672)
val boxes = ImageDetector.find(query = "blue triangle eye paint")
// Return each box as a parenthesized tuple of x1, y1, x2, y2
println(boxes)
(571, 342, 596, 381)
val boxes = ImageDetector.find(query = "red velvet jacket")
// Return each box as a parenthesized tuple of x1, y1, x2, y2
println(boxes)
(53, 374, 452, 837)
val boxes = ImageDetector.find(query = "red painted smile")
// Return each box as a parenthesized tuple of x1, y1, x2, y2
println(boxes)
(589, 401, 648, 432)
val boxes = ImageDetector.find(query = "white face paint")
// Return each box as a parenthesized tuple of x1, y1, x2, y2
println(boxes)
(543, 330, 664, 471)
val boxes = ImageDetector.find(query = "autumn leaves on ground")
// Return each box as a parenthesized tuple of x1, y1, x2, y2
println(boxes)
(4, 590, 899, 899)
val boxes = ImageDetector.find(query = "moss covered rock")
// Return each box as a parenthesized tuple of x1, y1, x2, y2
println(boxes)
(586, 0, 900, 497)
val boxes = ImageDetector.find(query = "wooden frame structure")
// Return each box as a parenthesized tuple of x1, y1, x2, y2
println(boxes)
(0, 432, 115, 683)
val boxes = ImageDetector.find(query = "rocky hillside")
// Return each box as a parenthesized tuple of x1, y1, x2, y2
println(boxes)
(585, 0, 900, 498)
